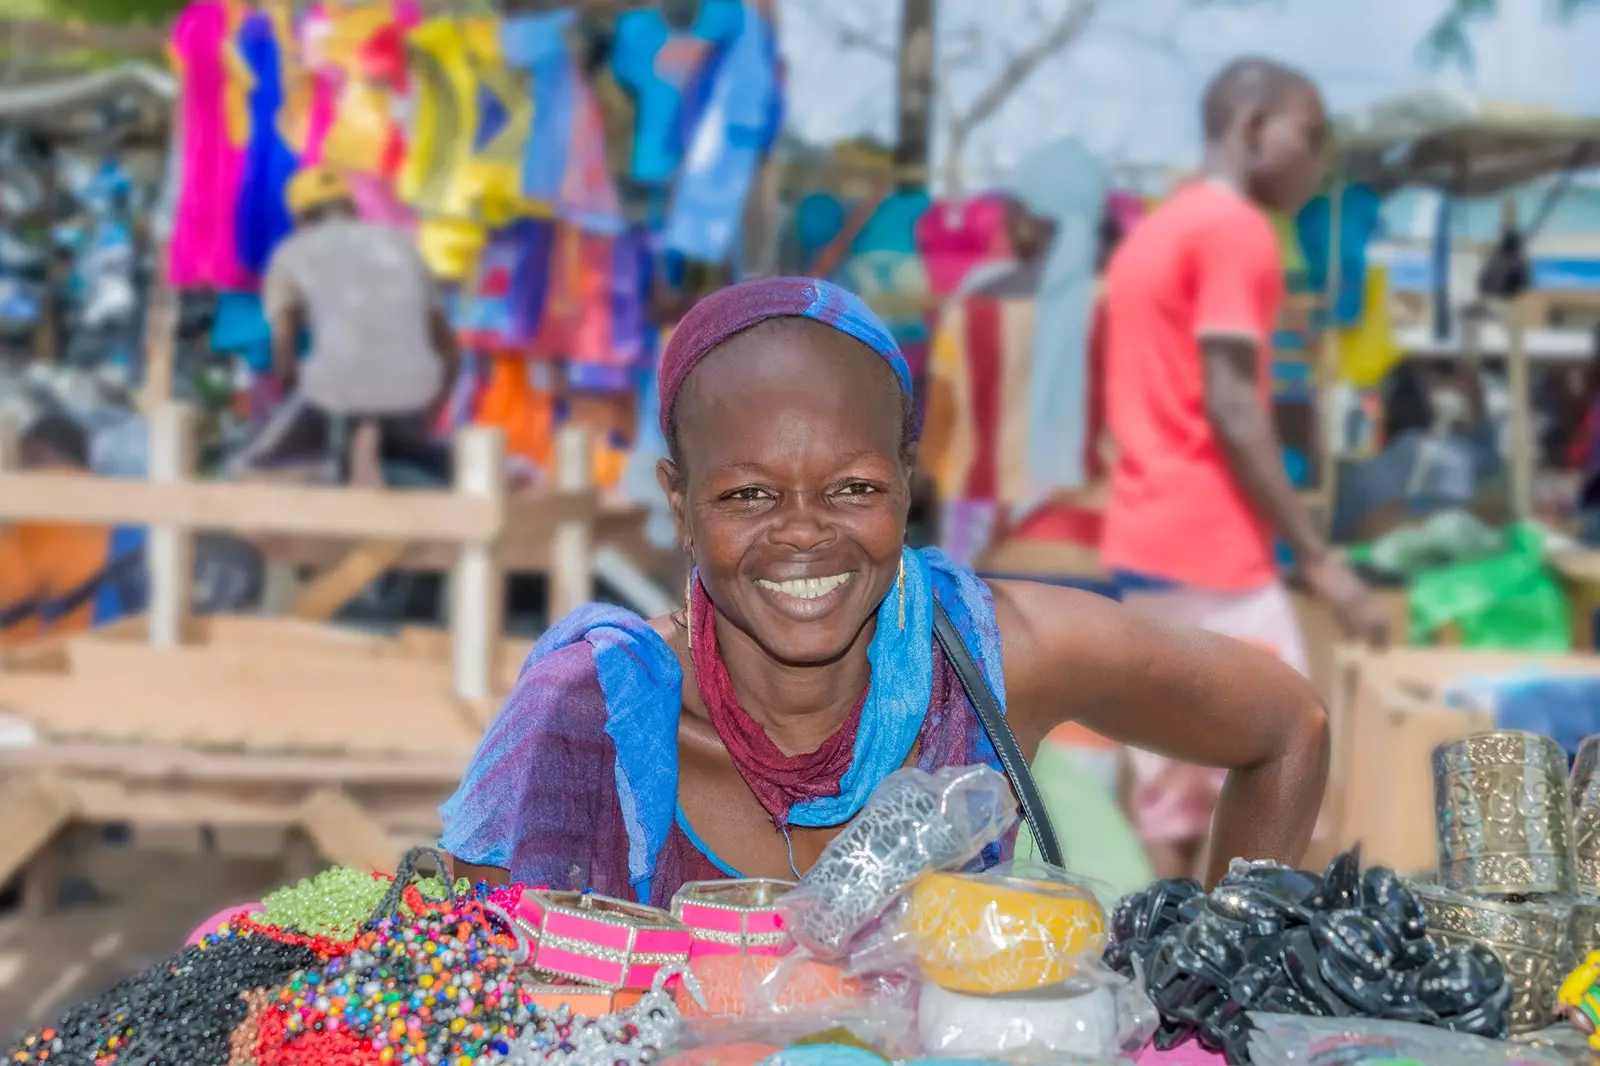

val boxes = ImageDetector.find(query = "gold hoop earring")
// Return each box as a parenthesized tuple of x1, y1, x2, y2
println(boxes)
(684, 566, 695, 650)
(897, 554, 906, 631)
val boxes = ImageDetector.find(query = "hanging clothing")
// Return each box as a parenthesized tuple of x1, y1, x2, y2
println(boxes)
(502, 12, 578, 207)
(609, 0, 744, 187)
(401, 17, 507, 279)
(836, 190, 933, 349)
(234, 10, 298, 275)
(1296, 183, 1382, 327)
(915, 195, 1008, 299)
(167, 0, 254, 289)
(310, 0, 418, 176)
(663, 6, 780, 264)
(999, 136, 1106, 499)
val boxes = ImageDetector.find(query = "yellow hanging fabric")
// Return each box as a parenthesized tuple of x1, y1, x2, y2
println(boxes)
(317, 1, 405, 175)
(221, 0, 253, 149)
(1335, 264, 1402, 388)
(459, 25, 534, 227)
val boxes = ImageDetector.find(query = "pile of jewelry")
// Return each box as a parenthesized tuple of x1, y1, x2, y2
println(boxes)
(259, 870, 536, 1065)
(253, 867, 468, 943)
(5, 928, 319, 1066)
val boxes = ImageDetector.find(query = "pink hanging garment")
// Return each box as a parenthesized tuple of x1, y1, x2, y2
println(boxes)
(168, 0, 255, 289)
(1107, 189, 1145, 236)
(915, 194, 1007, 298)
(298, 5, 335, 164)
(560, 76, 624, 234)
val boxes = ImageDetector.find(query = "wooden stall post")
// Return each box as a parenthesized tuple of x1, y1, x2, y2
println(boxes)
(147, 403, 196, 649)
(1503, 197, 1536, 520)
(550, 426, 593, 621)
(451, 427, 507, 703)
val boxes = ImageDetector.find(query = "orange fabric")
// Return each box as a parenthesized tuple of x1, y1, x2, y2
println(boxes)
(0, 529, 41, 645)
(14, 521, 112, 637)
(1101, 182, 1280, 591)
(475, 355, 554, 467)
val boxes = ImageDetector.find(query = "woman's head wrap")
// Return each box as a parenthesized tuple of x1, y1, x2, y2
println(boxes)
(657, 277, 912, 437)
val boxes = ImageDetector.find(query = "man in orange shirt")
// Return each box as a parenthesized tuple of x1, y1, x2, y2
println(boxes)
(1101, 58, 1388, 878)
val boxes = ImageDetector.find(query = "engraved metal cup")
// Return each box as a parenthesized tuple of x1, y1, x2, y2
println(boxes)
(1571, 736, 1600, 893)
(1569, 898, 1600, 968)
(1433, 730, 1575, 897)
(1414, 882, 1571, 1034)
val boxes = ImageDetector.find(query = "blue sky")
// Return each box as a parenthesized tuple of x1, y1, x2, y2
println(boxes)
(775, 0, 1600, 186)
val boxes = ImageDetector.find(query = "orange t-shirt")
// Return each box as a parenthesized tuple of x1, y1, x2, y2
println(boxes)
(1099, 181, 1281, 591)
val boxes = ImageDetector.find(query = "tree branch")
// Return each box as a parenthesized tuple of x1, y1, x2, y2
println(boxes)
(947, 0, 1098, 138)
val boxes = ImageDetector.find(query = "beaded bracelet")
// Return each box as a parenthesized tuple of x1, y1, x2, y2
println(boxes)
(515, 890, 693, 991)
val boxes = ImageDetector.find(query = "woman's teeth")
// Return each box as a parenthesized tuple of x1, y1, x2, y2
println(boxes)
(757, 573, 855, 600)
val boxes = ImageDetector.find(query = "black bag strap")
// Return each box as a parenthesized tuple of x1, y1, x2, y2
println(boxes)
(931, 599, 1063, 867)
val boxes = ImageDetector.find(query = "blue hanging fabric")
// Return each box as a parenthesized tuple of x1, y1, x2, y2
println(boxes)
(610, 0, 744, 187)
(234, 11, 297, 275)
(662, 7, 778, 263)
(502, 10, 576, 205)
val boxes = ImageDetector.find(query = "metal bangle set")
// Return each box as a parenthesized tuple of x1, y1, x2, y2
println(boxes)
(1425, 730, 1600, 1031)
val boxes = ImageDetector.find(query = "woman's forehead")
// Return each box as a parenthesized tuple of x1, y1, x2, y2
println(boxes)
(674, 320, 904, 459)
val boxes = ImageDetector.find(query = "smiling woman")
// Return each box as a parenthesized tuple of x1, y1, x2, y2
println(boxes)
(440, 277, 1330, 907)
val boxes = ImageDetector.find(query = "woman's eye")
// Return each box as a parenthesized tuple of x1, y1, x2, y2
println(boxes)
(837, 482, 878, 496)
(724, 487, 769, 502)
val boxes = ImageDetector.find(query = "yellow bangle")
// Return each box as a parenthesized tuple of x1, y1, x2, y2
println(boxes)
(906, 872, 1107, 995)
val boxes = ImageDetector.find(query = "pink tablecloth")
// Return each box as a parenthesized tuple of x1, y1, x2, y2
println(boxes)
(1132, 1043, 1225, 1064)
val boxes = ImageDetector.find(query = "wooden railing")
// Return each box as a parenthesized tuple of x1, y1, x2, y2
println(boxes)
(0, 403, 597, 703)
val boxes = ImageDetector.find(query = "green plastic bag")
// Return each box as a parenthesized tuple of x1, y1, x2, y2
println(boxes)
(1408, 525, 1571, 650)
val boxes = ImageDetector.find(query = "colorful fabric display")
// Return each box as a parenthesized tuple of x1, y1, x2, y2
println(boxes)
(1296, 183, 1382, 326)
(234, 9, 298, 274)
(915, 195, 1008, 298)
(610, 0, 744, 187)
(663, 5, 780, 263)
(502, 11, 577, 207)
(835, 190, 933, 346)
(168, 0, 254, 289)
(308, 0, 418, 176)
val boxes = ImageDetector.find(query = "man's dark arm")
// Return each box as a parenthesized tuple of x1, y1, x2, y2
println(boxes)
(426, 305, 462, 420)
(1200, 336, 1325, 563)
(268, 300, 303, 393)
(1202, 336, 1388, 645)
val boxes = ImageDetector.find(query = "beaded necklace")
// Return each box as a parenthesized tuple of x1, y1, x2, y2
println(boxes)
(5, 930, 319, 1066)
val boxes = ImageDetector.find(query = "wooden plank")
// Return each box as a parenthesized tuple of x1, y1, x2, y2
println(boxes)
(451, 429, 507, 703)
(0, 641, 482, 757)
(0, 472, 503, 543)
(0, 743, 467, 784)
(290, 541, 413, 621)
(146, 404, 196, 649)
(0, 776, 78, 889)
(256, 492, 617, 574)
(298, 787, 402, 873)
(550, 428, 594, 619)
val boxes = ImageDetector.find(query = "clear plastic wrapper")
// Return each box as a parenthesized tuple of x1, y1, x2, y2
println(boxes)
(1244, 1013, 1572, 1065)
(781, 767, 1018, 959)
(916, 966, 1158, 1061)
(906, 861, 1109, 995)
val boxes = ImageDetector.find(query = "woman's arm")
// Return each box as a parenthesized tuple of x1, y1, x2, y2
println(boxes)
(991, 579, 1328, 885)
(447, 856, 510, 887)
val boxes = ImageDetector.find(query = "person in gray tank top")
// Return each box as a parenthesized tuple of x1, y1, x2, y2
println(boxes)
(229, 165, 461, 482)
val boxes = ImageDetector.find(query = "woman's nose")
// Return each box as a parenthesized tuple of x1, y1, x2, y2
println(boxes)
(769, 494, 834, 551)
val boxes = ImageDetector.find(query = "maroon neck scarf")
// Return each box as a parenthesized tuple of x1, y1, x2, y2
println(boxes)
(689, 577, 867, 827)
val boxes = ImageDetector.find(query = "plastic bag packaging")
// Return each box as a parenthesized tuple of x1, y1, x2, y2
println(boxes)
(781, 767, 1018, 959)
(905, 861, 1109, 995)
(915, 965, 1158, 1061)
(1244, 1013, 1571, 1065)
(676, 952, 920, 1059)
